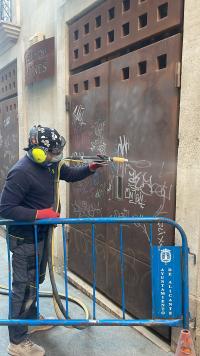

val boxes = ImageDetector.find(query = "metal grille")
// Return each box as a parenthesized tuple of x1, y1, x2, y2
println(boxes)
(0, 60, 18, 192)
(0, 61, 17, 101)
(69, 0, 183, 70)
(0, 0, 12, 22)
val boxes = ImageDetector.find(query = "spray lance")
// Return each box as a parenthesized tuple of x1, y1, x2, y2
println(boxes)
(63, 154, 128, 164)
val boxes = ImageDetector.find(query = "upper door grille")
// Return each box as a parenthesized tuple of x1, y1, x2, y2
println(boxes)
(69, 0, 183, 70)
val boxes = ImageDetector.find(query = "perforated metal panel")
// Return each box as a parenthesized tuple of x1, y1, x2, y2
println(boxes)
(69, 0, 183, 70)
(0, 61, 17, 100)
(0, 61, 19, 192)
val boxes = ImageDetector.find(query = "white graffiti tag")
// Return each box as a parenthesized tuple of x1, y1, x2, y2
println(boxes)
(73, 105, 86, 126)
(116, 135, 129, 177)
(111, 208, 130, 217)
(157, 222, 167, 246)
(117, 135, 129, 156)
(90, 121, 106, 155)
(72, 200, 102, 217)
(124, 166, 172, 210)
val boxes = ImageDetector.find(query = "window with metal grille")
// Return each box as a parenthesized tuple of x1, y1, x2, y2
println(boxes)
(94, 76, 100, 87)
(74, 30, 79, 41)
(139, 13, 148, 29)
(95, 37, 101, 49)
(157, 54, 167, 69)
(83, 80, 89, 90)
(95, 15, 101, 28)
(74, 83, 79, 93)
(108, 7, 115, 20)
(0, 0, 12, 22)
(122, 67, 130, 80)
(122, 0, 130, 12)
(84, 43, 89, 55)
(138, 61, 147, 75)
(158, 3, 168, 20)
(122, 22, 130, 36)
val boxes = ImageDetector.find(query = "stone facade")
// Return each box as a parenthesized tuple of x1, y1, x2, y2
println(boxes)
(173, 0, 200, 353)
(0, 0, 199, 351)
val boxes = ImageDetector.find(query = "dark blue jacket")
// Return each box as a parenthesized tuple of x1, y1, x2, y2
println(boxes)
(0, 155, 93, 240)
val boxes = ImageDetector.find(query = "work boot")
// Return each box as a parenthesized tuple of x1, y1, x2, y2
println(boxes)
(7, 338, 45, 356)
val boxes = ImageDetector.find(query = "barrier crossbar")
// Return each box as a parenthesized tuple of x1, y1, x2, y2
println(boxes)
(0, 217, 189, 329)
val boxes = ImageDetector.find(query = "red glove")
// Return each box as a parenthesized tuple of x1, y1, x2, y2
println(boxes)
(36, 208, 60, 219)
(89, 162, 107, 172)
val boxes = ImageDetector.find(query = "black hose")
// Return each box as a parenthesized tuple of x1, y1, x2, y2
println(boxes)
(47, 164, 68, 321)
(0, 289, 64, 299)
(47, 226, 65, 318)
(47, 226, 89, 330)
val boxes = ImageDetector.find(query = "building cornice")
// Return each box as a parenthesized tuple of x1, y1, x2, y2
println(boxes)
(0, 21, 21, 55)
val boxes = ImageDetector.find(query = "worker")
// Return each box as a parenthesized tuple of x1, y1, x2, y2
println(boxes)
(0, 125, 105, 356)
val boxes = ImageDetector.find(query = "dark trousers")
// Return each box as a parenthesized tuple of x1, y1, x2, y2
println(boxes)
(8, 236, 48, 344)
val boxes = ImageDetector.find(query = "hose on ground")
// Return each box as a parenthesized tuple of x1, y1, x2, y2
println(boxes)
(0, 282, 90, 332)
(0, 224, 90, 332)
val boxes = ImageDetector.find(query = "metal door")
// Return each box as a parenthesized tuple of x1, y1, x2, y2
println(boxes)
(69, 63, 110, 292)
(68, 0, 183, 340)
(0, 61, 19, 191)
(106, 34, 181, 339)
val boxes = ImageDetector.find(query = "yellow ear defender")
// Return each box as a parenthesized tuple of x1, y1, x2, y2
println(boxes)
(29, 125, 48, 164)
(31, 147, 47, 164)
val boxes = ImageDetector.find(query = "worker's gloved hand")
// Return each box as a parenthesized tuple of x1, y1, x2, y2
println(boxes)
(89, 162, 107, 172)
(36, 208, 60, 219)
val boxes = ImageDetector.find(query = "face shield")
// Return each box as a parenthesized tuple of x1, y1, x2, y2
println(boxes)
(47, 136, 66, 162)
(49, 152, 64, 162)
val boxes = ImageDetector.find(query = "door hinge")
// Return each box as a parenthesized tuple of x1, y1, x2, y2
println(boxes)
(175, 62, 181, 88)
(65, 95, 71, 112)
(188, 249, 197, 265)
(190, 317, 196, 329)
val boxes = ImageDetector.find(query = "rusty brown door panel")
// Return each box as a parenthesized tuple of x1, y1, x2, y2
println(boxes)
(69, 0, 183, 70)
(69, 34, 181, 340)
(107, 248, 152, 318)
(0, 60, 18, 191)
(68, 228, 108, 294)
(69, 62, 110, 250)
(0, 96, 19, 191)
(107, 34, 181, 263)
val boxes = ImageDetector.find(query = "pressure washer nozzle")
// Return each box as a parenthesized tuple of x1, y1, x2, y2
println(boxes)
(112, 157, 128, 163)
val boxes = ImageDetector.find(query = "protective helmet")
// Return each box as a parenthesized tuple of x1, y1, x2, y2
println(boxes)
(28, 125, 66, 153)
(27, 125, 66, 164)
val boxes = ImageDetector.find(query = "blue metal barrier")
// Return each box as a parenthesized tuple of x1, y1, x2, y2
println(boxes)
(0, 217, 189, 329)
